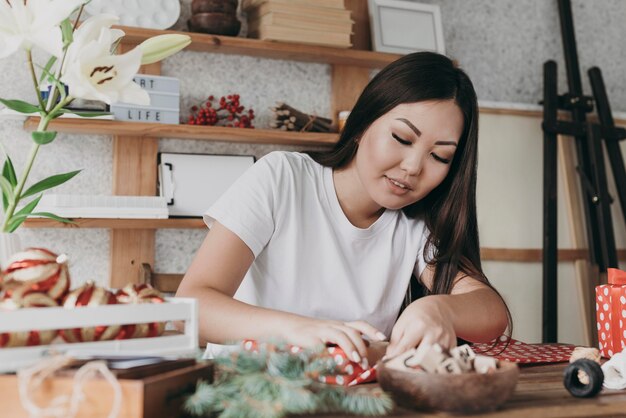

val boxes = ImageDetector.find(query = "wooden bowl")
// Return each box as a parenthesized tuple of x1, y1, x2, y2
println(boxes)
(188, 12, 241, 36)
(191, 0, 238, 15)
(377, 360, 520, 414)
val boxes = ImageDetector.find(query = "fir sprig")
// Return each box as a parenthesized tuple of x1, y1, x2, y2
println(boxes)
(184, 341, 394, 417)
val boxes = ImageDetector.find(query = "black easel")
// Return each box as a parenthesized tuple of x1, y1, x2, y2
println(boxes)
(541, 0, 626, 343)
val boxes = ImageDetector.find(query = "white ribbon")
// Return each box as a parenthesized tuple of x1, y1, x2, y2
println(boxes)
(602, 350, 626, 390)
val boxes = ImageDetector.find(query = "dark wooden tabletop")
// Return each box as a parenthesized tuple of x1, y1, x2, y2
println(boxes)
(388, 363, 626, 417)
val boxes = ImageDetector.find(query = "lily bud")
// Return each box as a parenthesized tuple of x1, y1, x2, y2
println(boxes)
(138, 34, 191, 65)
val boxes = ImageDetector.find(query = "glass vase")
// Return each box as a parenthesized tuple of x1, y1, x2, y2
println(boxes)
(0, 232, 21, 270)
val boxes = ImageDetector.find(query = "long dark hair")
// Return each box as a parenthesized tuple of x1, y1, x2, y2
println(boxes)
(308, 51, 511, 338)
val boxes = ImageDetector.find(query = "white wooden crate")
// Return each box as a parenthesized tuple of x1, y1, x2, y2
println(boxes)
(0, 297, 198, 373)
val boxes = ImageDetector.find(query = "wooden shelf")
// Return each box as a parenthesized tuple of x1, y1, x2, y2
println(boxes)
(24, 218, 205, 229)
(19, 218, 626, 261)
(117, 26, 401, 69)
(481, 248, 626, 262)
(23, 118, 338, 147)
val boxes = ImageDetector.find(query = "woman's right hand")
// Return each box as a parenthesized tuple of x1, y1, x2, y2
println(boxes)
(280, 318, 387, 364)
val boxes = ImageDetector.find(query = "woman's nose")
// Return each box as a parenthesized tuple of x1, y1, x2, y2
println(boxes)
(400, 150, 424, 176)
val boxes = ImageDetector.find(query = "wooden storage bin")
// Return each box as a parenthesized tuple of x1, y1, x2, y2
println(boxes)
(0, 361, 213, 418)
(0, 298, 199, 373)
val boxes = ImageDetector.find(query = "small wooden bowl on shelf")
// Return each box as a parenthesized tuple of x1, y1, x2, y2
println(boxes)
(377, 359, 520, 414)
(188, 0, 241, 36)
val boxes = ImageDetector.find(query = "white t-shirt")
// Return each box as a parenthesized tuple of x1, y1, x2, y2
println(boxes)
(204, 151, 429, 338)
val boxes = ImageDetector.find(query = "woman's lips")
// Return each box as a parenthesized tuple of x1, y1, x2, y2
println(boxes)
(385, 176, 412, 195)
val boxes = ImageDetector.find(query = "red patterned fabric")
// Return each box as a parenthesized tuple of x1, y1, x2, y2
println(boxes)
(472, 336, 576, 363)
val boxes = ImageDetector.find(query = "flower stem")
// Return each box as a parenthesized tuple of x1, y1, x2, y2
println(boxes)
(26, 50, 45, 110)
(1, 97, 71, 232)
(45, 4, 85, 113)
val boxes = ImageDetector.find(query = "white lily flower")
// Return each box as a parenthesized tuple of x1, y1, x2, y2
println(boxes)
(0, 0, 86, 59)
(139, 34, 191, 65)
(61, 14, 149, 106)
(63, 14, 125, 70)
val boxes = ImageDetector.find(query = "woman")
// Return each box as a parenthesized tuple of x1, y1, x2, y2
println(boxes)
(177, 51, 510, 362)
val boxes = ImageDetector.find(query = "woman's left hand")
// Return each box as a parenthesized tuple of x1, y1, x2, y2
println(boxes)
(385, 296, 457, 359)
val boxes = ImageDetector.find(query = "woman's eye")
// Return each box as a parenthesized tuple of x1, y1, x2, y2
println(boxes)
(431, 153, 451, 164)
(392, 133, 411, 145)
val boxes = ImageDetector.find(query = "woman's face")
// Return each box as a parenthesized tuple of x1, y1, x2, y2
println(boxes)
(352, 100, 464, 211)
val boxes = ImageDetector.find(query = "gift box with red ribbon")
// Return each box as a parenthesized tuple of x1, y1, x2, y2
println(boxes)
(596, 268, 626, 358)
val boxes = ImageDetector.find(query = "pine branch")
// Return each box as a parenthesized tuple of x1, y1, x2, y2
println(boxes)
(183, 341, 394, 417)
(342, 387, 395, 416)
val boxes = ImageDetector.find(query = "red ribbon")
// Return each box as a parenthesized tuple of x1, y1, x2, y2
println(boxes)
(609, 268, 626, 285)
(607, 269, 626, 354)
(610, 286, 622, 354)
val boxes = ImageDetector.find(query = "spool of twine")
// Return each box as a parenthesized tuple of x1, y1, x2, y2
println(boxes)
(17, 355, 122, 418)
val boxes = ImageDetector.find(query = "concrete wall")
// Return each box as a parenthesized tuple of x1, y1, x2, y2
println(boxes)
(1, 0, 624, 344)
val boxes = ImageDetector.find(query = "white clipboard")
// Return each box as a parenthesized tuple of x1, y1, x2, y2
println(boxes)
(158, 152, 255, 217)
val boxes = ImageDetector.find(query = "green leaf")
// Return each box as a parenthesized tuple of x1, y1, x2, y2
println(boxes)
(36, 64, 66, 102)
(60, 18, 73, 47)
(0, 98, 40, 114)
(30, 212, 74, 224)
(39, 56, 58, 84)
(20, 170, 81, 199)
(31, 130, 57, 145)
(57, 109, 112, 118)
(14, 194, 42, 217)
(3, 156, 17, 187)
(6, 214, 28, 233)
(0, 176, 14, 209)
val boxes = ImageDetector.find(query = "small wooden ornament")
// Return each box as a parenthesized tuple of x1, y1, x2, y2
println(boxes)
(384, 348, 421, 372)
(411, 343, 448, 373)
(474, 355, 499, 374)
(450, 344, 476, 372)
(436, 357, 463, 374)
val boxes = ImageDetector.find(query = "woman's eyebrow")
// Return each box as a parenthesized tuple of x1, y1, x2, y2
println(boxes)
(396, 118, 421, 137)
(396, 117, 458, 146)
(434, 140, 458, 147)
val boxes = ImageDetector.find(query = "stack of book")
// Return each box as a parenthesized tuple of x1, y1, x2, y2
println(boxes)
(110, 74, 180, 124)
(243, 0, 353, 48)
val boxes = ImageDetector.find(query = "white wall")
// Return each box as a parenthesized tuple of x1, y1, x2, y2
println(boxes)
(477, 111, 626, 345)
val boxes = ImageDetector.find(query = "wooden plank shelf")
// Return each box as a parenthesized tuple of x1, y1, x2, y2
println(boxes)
(117, 26, 401, 69)
(23, 118, 339, 147)
(24, 218, 205, 229)
(480, 248, 626, 262)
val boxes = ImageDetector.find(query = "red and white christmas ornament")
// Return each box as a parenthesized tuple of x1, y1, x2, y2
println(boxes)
(59, 281, 121, 343)
(1, 248, 70, 303)
(116, 283, 166, 339)
(0, 290, 58, 348)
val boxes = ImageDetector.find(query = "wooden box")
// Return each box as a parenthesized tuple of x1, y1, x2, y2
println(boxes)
(0, 361, 213, 418)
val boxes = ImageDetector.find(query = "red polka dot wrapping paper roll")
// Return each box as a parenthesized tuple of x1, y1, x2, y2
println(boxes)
(241, 340, 377, 386)
(595, 268, 626, 358)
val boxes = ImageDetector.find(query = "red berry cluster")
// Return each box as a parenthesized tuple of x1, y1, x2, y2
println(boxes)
(187, 94, 255, 128)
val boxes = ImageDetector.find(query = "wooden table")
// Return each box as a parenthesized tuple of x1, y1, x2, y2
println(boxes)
(4, 360, 625, 417)
(388, 363, 626, 417)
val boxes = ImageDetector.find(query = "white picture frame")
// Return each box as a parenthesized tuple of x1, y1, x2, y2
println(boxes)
(368, 0, 445, 55)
